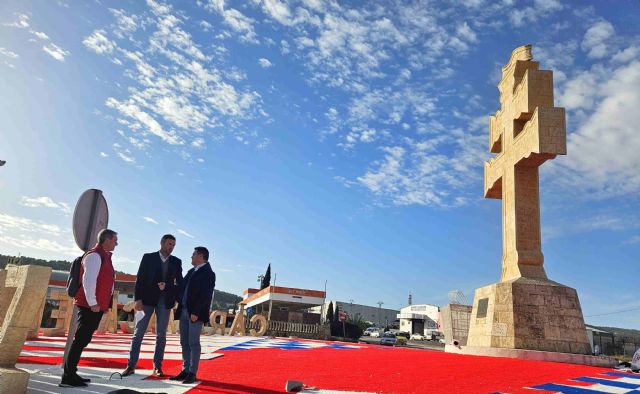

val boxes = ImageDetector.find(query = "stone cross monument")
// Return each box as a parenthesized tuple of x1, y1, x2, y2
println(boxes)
(466, 45, 591, 355)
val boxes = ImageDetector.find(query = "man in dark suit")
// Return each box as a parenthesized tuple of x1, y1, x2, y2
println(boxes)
(170, 246, 216, 384)
(122, 234, 182, 377)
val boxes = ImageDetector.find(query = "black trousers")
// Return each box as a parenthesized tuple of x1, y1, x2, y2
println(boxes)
(64, 306, 103, 375)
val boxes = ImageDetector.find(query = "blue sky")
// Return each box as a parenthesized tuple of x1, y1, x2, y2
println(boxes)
(0, 0, 638, 329)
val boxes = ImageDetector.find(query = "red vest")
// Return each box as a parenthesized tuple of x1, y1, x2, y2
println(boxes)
(74, 244, 115, 312)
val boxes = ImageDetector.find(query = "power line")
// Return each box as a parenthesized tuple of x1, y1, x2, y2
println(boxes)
(585, 306, 640, 318)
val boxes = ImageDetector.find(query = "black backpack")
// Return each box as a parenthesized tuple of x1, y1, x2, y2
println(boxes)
(66, 252, 102, 297)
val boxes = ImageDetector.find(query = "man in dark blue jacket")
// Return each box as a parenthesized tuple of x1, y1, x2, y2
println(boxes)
(122, 234, 182, 377)
(170, 246, 216, 384)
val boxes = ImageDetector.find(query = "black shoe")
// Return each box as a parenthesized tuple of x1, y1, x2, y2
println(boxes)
(59, 374, 88, 388)
(75, 374, 91, 383)
(152, 367, 165, 377)
(170, 370, 189, 381)
(182, 373, 197, 384)
(121, 366, 135, 377)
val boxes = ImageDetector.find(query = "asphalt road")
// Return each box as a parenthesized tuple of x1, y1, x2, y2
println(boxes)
(358, 336, 445, 351)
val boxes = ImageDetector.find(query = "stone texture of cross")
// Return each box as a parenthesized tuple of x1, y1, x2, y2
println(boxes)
(484, 45, 567, 282)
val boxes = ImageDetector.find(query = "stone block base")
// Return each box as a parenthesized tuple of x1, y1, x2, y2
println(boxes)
(467, 277, 591, 354)
(0, 367, 30, 393)
(445, 345, 616, 367)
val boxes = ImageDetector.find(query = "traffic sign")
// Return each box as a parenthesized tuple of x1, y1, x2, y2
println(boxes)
(72, 189, 108, 252)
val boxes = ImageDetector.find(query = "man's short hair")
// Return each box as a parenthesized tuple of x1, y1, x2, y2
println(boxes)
(194, 246, 209, 261)
(161, 234, 176, 242)
(98, 229, 117, 244)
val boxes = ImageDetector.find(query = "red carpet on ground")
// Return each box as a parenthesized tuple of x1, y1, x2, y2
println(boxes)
(173, 345, 609, 393)
(19, 334, 618, 393)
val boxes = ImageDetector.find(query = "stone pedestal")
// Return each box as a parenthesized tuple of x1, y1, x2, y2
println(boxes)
(467, 277, 590, 354)
(441, 304, 472, 346)
(0, 265, 52, 393)
(0, 367, 30, 393)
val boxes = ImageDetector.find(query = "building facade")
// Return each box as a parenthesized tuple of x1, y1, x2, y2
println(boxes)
(397, 304, 440, 336)
(309, 300, 399, 327)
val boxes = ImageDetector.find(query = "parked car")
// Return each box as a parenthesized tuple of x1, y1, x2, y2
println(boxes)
(370, 331, 381, 338)
(427, 331, 444, 341)
(410, 333, 426, 341)
(380, 332, 407, 346)
(395, 334, 408, 346)
(363, 327, 379, 336)
(379, 332, 398, 346)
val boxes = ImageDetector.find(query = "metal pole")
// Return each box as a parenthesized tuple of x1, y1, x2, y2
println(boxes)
(319, 280, 327, 324)
(267, 273, 276, 322)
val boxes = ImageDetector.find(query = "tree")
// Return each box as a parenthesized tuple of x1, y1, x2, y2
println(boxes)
(334, 303, 340, 323)
(326, 302, 334, 323)
(260, 263, 271, 290)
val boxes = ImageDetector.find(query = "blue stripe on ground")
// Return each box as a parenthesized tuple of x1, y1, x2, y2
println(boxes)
(604, 372, 640, 379)
(529, 383, 611, 393)
(572, 376, 640, 389)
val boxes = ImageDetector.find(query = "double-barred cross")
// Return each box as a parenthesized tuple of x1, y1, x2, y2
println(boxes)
(484, 45, 567, 282)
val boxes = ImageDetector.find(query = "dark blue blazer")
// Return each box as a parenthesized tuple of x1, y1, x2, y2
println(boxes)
(134, 252, 182, 309)
(175, 262, 216, 324)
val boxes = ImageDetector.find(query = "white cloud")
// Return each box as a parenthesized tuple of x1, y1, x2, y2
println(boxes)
(106, 98, 183, 145)
(556, 60, 640, 197)
(31, 31, 49, 40)
(20, 196, 71, 214)
(191, 137, 205, 148)
(177, 229, 195, 238)
(85, 3, 266, 152)
(0, 47, 19, 59)
(581, 20, 614, 59)
(258, 0, 293, 26)
(258, 58, 273, 68)
(624, 235, 640, 245)
(456, 22, 477, 43)
(143, 216, 159, 224)
(0, 235, 79, 257)
(112, 142, 137, 164)
(109, 8, 138, 38)
(83, 30, 116, 54)
(4, 13, 30, 28)
(99, 151, 109, 158)
(612, 46, 639, 64)
(42, 43, 70, 61)
(203, 0, 258, 43)
(0, 213, 63, 236)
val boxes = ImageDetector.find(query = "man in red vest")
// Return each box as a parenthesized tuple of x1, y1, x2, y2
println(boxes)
(60, 229, 118, 388)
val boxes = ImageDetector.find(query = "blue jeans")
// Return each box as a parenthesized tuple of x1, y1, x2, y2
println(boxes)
(180, 308, 203, 374)
(127, 295, 170, 369)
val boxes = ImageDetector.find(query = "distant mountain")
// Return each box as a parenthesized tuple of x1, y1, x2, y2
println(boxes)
(212, 290, 243, 310)
(590, 325, 640, 340)
(0, 254, 73, 271)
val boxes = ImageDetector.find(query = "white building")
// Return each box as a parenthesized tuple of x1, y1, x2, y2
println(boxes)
(397, 304, 440, 337)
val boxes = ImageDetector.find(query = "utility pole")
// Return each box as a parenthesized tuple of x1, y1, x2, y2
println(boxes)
(377, 301, 384, 327)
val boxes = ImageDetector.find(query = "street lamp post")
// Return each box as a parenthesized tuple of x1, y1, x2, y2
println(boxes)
(377, 301, 384, 327)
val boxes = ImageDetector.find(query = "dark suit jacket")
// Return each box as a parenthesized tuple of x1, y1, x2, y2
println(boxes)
(134, 252, 183, 309)
(175, 262, 215, 324)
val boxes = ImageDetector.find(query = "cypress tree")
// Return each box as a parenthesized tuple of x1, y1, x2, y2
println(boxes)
(326, 302, 334, 323)
(260, 263, 271, 289)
